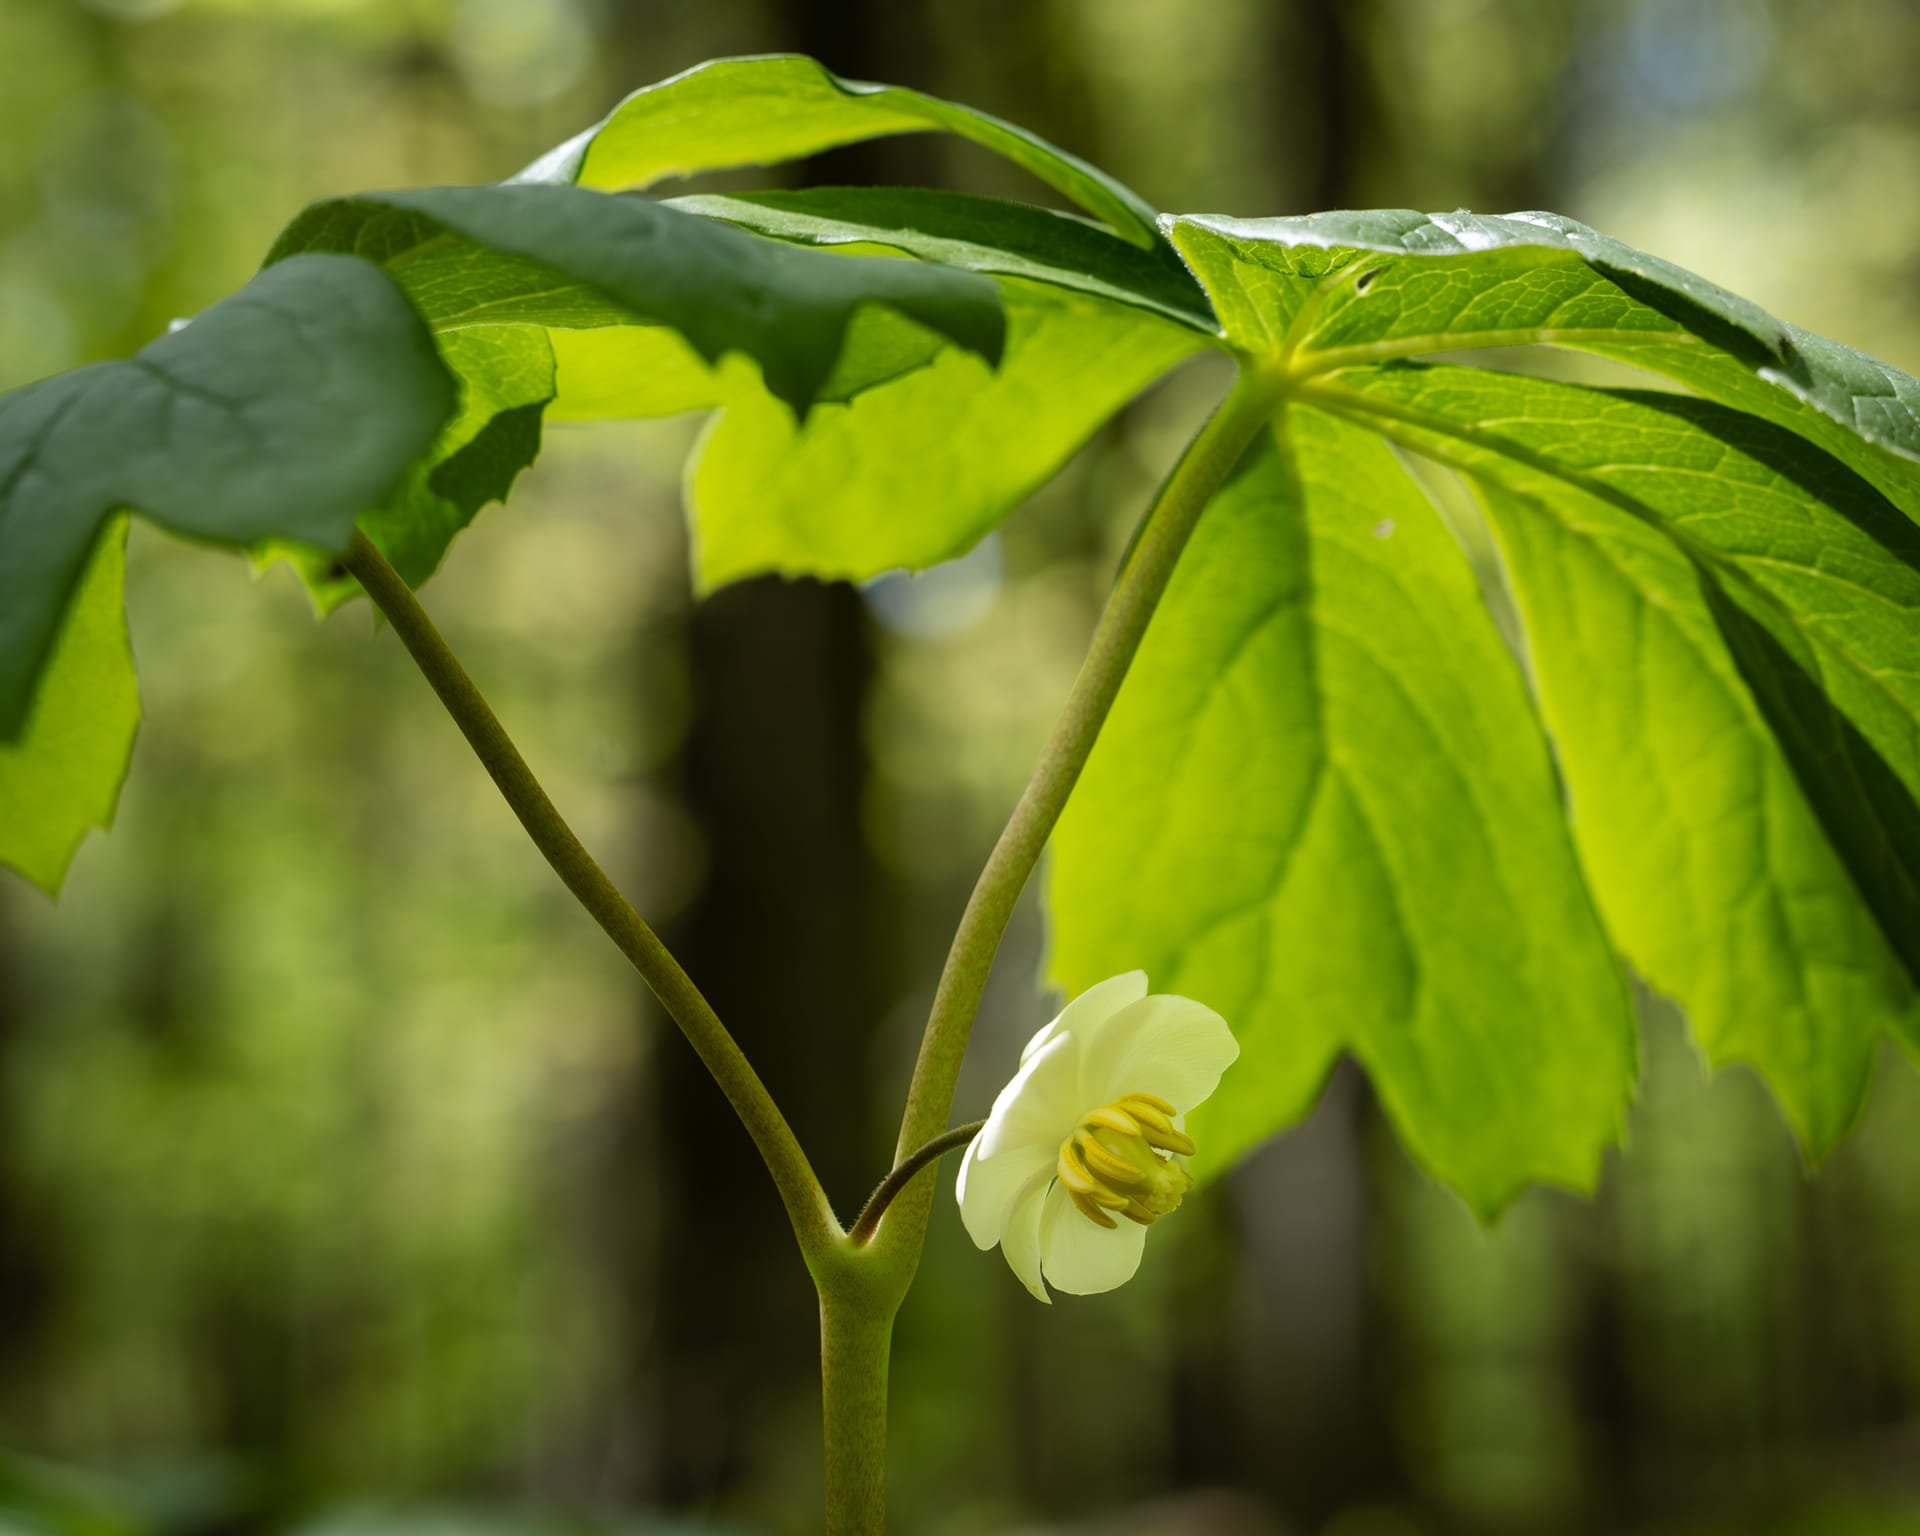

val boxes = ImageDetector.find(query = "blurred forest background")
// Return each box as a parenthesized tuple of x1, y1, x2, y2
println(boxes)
(3, 0, 1920, 1533)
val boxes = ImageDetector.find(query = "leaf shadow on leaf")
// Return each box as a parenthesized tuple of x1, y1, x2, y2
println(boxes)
(1700, 573, 1920, 1003)
(1597, 265, 1782, 373)
(1614, 389, 1920, 560)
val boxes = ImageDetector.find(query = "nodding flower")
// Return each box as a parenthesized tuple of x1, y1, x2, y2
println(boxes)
(955, 972, 1238, 1302)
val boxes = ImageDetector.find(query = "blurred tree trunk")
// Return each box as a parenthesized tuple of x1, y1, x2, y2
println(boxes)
(0, 921, 52, 1410)
(586, 0, 917, 1515)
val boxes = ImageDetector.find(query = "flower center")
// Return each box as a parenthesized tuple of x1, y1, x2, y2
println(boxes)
(1055, 1091, 1197, 1229)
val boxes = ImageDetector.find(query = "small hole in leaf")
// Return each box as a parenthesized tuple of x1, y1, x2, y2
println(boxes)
(1355, 267, 1384, 293)
(325, 562, 349, 583)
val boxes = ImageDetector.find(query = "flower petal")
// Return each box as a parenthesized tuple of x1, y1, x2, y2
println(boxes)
(977, 1028, 1081, 1160)
(999, 1168, 1053, 1303)
(956, 1135, 1052, 1251)
(1038, 1179, 1148, 1295)
(1082, 993, 1239, 1112)
(1018, 970, 1147, 1065)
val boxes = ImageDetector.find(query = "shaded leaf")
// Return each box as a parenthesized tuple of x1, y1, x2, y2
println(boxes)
(672, 187, 1216, 331)
(267, 184, 1006, 418)
(0, 252, 454, 740)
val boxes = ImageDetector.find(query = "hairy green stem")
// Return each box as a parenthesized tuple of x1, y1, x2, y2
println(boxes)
(819, 1278, 895, 1535)
(341, 532, 838, 1262)
(879, 367, 1280, 1251)
(847, 1120, 987, 1247)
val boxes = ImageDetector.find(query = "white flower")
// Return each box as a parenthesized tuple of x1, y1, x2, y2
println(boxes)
(954, 971, 1238, 1302)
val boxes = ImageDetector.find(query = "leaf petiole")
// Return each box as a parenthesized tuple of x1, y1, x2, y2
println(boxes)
(341, 531, 839, 1263)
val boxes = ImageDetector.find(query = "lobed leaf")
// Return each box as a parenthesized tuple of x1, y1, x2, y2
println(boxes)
(1167, 210, 1920, 518)
(1049, 407, 1635, 1212)
(0, 253, 454, 742)
(512, 53, 1162, 247)
(689, 281, 1208, 588)
(266, 184, 1006, 418)
(1298, 362, 1920, 1138)
(0, 252, 453, 895)
(290, 326, 557, 610)
(672, 187, 1216, 332)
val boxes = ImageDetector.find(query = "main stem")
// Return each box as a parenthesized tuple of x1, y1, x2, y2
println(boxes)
(341, 533, 837, 1263)
(820, 1277, 895, 1531)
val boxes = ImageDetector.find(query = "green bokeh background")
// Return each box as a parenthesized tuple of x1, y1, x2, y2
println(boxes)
(2, 1, 1918, 1533)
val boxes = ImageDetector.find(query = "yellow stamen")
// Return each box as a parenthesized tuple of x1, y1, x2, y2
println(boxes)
(1054, 1092, 1198, 1229)
(1056, 1142, 1100, 1194)
(1139, 1124, 1197, 1157)
(1069, 1188, 1119, 1227)
(1083, 1106, 1142, 1137)
(1078, 1136, 1147, 1186)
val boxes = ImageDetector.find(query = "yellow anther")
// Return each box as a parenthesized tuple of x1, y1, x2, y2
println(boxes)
(1140, 1124, 1197, 1157)
(1056, 1142, 1101, 1194)
(1058, 1142, 1128, 1206)
(1117, 1091, 1177, 1122)
(1077, 1133, 1147, 1186)
(1055, 1091, 1199, 1229)
(1121, 1102, 1174, 1134)
(1068, 1188, 1119, 1228)
(1083, 1106, 1143, 1137)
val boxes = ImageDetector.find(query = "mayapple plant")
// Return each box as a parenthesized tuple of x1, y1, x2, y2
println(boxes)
(4, 52, 1920, 1534)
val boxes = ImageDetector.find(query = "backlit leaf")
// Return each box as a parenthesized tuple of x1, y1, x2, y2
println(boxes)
(513, 53, 1161, 246)
(1050, 408, 1635, 1212)
(0, 521, 138, 896)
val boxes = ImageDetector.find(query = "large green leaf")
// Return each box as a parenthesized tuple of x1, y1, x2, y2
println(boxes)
(1167, 211, 1920, 518)
(289, 325, 557, 610)
(1304, 367, 1920, 974)
(1290, 363, 1920, 1135)
(1049, 408, 1634, 1212)
(0, 252, 454, 742)
(262, 181, 1012, 600)
(0, 520, 138, 895)
(512, 53, 1162, 246)
(0, 252, 452, 896)
(690, 280, 1208, 588)
(266, 184, 1005, 417)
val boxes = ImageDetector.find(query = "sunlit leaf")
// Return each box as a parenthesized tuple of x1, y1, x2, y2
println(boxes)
(1297, 361, 1920, 1137)
(1050, 409, 1634, 1212)
(291, 325, 557, 610)
(689, 281, 1207, 588)
(514, 52, 1162, 246)
(0, 520, 138, 896)
(1167, 210, 1920, 516)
